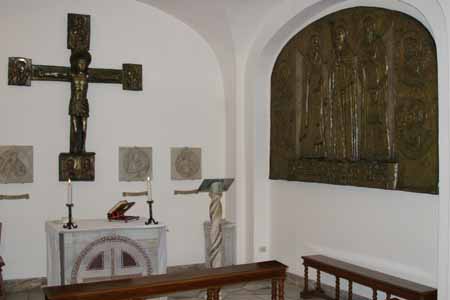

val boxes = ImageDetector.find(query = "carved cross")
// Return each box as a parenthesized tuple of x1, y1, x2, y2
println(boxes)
(8, 13, 143, 181)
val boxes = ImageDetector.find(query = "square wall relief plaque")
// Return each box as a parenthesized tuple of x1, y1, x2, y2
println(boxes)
(0, 146, 33, 183)
(119, 147, 152, 181)
(171, 147, 202, 180)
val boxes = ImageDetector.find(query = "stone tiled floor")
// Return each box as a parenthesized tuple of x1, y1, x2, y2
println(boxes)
(5, 289, 43, 300)
(5, 278, 306, 300)
(167, 279, 302, 300)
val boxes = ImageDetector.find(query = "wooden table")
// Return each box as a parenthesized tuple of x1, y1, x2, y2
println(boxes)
(301, 255, 437, 300)
(43, 260, 287, 300)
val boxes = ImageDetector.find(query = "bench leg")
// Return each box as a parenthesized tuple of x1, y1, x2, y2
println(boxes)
(373, 289, 377, 300)
(272, 278, 285, 300)
(348, 281, 353, 300)
(336, 276, 340, 300)
(207, 287, 220, 300)
(272, 279, 278, 300)
(304, 265, 309, 292)
(279, 278, 285, 300)
(316, 270, 322, 291)
(0, 266, 4, 300)
(300, 267, 328, 299)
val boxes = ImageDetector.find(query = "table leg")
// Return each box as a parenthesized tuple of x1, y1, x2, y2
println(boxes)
(386, 293, 391, 300)
(373, 289, 377, 300)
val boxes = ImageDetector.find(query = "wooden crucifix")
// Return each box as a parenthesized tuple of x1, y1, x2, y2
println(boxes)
(8, 13, 143, 182)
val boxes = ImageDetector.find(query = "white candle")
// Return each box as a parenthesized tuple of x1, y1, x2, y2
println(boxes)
(68, 179, 72, 205)
(147, 176, 152, 201)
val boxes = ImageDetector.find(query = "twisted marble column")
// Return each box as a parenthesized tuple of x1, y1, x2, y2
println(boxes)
(208, 182, 223, 268)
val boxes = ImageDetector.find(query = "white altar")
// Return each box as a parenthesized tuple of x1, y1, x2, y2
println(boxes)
(46, 219, 167, 286)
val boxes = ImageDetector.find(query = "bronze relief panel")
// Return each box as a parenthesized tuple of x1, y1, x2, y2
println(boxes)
(67, 13, 90, 51)
(8, 57, 32, 86)
(270, 7, 438, 194)
(123, 64, 143, 91)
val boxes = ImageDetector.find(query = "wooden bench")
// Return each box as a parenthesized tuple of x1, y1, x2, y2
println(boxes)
(0, 257, 4, 300)
(43, 260, 287, 300)
(0, 223, 4, 300)
(301, 255, 437, 300)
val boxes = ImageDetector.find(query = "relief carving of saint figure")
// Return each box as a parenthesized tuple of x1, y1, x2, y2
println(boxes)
(358, 16, 391, 160)
(69, 51, 91, 153)
(8, 58, 32, 86)
(299, 35, 327, 158)
(401, 33, 433, 86)
(68, 14, 90, 50)
(0, 150, 26, 179)
(328, 23, 359, 161)
(396, 99, 433, 159)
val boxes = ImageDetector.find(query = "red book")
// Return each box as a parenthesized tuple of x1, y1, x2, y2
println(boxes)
(107, 200, 139, 222)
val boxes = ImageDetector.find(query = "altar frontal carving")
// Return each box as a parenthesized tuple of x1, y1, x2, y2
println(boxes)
(270, 7, 438, 194)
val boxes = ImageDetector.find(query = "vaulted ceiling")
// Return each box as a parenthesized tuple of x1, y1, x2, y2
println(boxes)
(138, 0, 280, 55)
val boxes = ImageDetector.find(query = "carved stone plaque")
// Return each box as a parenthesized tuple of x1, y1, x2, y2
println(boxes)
(270, 7, 438, 194)
(171, 147, 202, 180)
(119, 147, 152, 181)
(0, 146, 33, 183)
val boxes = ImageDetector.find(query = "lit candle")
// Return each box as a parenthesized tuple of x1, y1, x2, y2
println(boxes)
(68, 178, 72, 205)
(147, 176, 152, 201)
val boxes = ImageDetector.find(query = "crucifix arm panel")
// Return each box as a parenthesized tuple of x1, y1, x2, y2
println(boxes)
(88, 64, 143, 91)
(8, 58, 71, 85)
(32, 65, 71, 82)
(8, 57, 143, 90)
(88, 68, 122, 84)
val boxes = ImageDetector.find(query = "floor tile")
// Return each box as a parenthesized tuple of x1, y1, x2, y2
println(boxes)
(28, 290, 44, 300)
(5, 292, 28, 300)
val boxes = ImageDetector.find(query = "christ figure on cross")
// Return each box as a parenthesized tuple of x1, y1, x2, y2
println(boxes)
(69, 50, 91, 154)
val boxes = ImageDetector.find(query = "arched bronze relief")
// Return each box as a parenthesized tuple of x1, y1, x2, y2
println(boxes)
(270, 7, 438, 194)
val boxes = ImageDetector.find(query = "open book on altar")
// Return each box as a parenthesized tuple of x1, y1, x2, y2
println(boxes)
(107, 200, 139, 222)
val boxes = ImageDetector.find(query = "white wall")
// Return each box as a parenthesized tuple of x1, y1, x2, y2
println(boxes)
(240, 0, 449, 299)
(0, 0, 226, 279)
(137, 0, 239, 228)
(1, 0, 449, 296)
